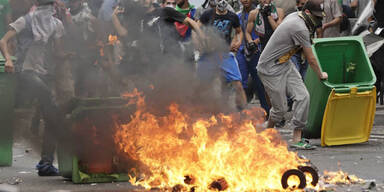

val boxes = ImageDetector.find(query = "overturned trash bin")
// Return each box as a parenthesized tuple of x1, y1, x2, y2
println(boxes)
(304, 37, 376, 146)
(57, 97, 137, 183)
(0, 56, 16, 166)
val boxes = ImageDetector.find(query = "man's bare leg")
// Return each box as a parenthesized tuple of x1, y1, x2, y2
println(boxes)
(293, 128, 302, 143)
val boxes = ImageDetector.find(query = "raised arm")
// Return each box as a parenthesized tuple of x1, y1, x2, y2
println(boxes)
(112, 6, 128, 37)
(267, 7, 284, 31)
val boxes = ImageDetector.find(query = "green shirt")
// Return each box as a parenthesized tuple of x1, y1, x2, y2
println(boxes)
(0, 0, 10, 37)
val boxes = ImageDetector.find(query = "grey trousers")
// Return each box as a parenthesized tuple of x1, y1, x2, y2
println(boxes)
(258, 62, 310, 130)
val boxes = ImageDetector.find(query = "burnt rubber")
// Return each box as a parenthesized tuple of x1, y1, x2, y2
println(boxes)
(281, 169, 307, 189)
(298, 166, 319, 187)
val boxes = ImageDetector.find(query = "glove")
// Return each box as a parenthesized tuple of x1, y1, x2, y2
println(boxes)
(246, 41, 257, 53)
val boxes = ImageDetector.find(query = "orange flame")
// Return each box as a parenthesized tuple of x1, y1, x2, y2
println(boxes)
(114, 89, 308, 191)
(108, 35, 118, 45)
(323, 170, 365, 185)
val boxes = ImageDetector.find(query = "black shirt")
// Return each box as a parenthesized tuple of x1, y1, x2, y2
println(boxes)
(260, 15, 274, 51)
(375, 0, 384, 28)
(200, 9, 240, 44)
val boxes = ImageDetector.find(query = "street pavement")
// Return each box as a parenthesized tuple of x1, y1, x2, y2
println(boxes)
(1, 105, 384, 192)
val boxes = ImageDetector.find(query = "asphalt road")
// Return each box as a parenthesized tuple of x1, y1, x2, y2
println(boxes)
(1, 105, 384, 192)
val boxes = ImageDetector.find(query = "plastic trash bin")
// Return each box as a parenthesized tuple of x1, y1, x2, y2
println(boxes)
(58, 97, 136, 183)
(304, 37, 376, 140)
(321, 87, 376, 146)
(0, 58, 16, 166)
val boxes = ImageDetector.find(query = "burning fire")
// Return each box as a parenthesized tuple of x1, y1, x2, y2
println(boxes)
(108, 35, 118, 45)
(323, 170, 365, 185)
(99, 35, 119, 57)
(114, 89, 308, 191)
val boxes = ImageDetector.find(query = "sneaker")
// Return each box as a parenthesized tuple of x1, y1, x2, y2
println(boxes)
(36, 160, 59, 176)
(290, 139, 317, 150)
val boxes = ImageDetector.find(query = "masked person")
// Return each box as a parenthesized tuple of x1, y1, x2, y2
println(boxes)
(245, 0, 284, 52)
(175, 0, 196, 41)
(297, 0, 308, 11)
(162, 0, 177, 8)
(236, 0, 270, 113)
(197, 0, 247, 110)
(194, 0, 235, 20)
(255, 0, 328, 149)
(0, 0, 71, 175)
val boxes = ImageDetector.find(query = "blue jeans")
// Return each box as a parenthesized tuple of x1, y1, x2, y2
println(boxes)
(236, 49, 270, 113)
(291, 52, 308, 80)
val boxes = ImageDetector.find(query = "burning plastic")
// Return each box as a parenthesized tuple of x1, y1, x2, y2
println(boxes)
(113, 89, 308, 191)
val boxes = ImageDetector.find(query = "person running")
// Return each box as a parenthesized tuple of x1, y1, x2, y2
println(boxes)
(255, 0, 328, 149)
(0, 0, 71, 175)
(197, 0, 247, 110)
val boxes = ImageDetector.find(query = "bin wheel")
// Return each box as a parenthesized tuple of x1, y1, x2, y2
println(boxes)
(298, 166, 319, 187)
(281, 169, 306, 189)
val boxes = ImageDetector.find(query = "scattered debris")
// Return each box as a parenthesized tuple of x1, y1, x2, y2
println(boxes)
(90, 183, 97, 186)
(7, 177, 22, 185)
(363, 180, 376, 190)
(184, 175, 196, 185)
(209, 178, 228, 191)
(322, 170, 365, 185)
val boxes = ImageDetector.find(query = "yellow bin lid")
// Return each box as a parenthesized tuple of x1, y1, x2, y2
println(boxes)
(321, 87, 376, 146)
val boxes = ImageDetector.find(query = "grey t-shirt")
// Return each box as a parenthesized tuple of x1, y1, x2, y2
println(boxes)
(257, 12, 311, 76)
(10, 13, 64, 75)
(323, 0, 343, 37)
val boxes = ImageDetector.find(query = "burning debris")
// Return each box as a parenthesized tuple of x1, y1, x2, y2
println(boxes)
(208, 178, 228, 191)
(113, 89, 311, 191)
(322, 170, 365, 185)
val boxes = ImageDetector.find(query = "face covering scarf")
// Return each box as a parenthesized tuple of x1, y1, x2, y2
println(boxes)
(31, 4, 61, 43)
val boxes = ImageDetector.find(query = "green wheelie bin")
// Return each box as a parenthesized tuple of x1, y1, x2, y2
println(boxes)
(303, 36, 376, 139)
(58, 97, 136, 183)
(0, 56, 16, 166)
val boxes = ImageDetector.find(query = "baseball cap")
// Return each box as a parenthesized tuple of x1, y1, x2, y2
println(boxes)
(303, 0, 325, 17)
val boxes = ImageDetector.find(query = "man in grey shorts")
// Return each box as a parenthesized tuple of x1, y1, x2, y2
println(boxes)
(254, 0, 328, 149)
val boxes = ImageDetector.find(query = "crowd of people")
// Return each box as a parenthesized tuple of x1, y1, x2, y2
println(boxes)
(0, 0, 382, 176)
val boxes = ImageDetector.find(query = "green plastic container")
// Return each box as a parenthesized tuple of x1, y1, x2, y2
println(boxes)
(304, 37, 376, 138)
(0, 58, 16, 166)
(58, 97, 136, 183)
